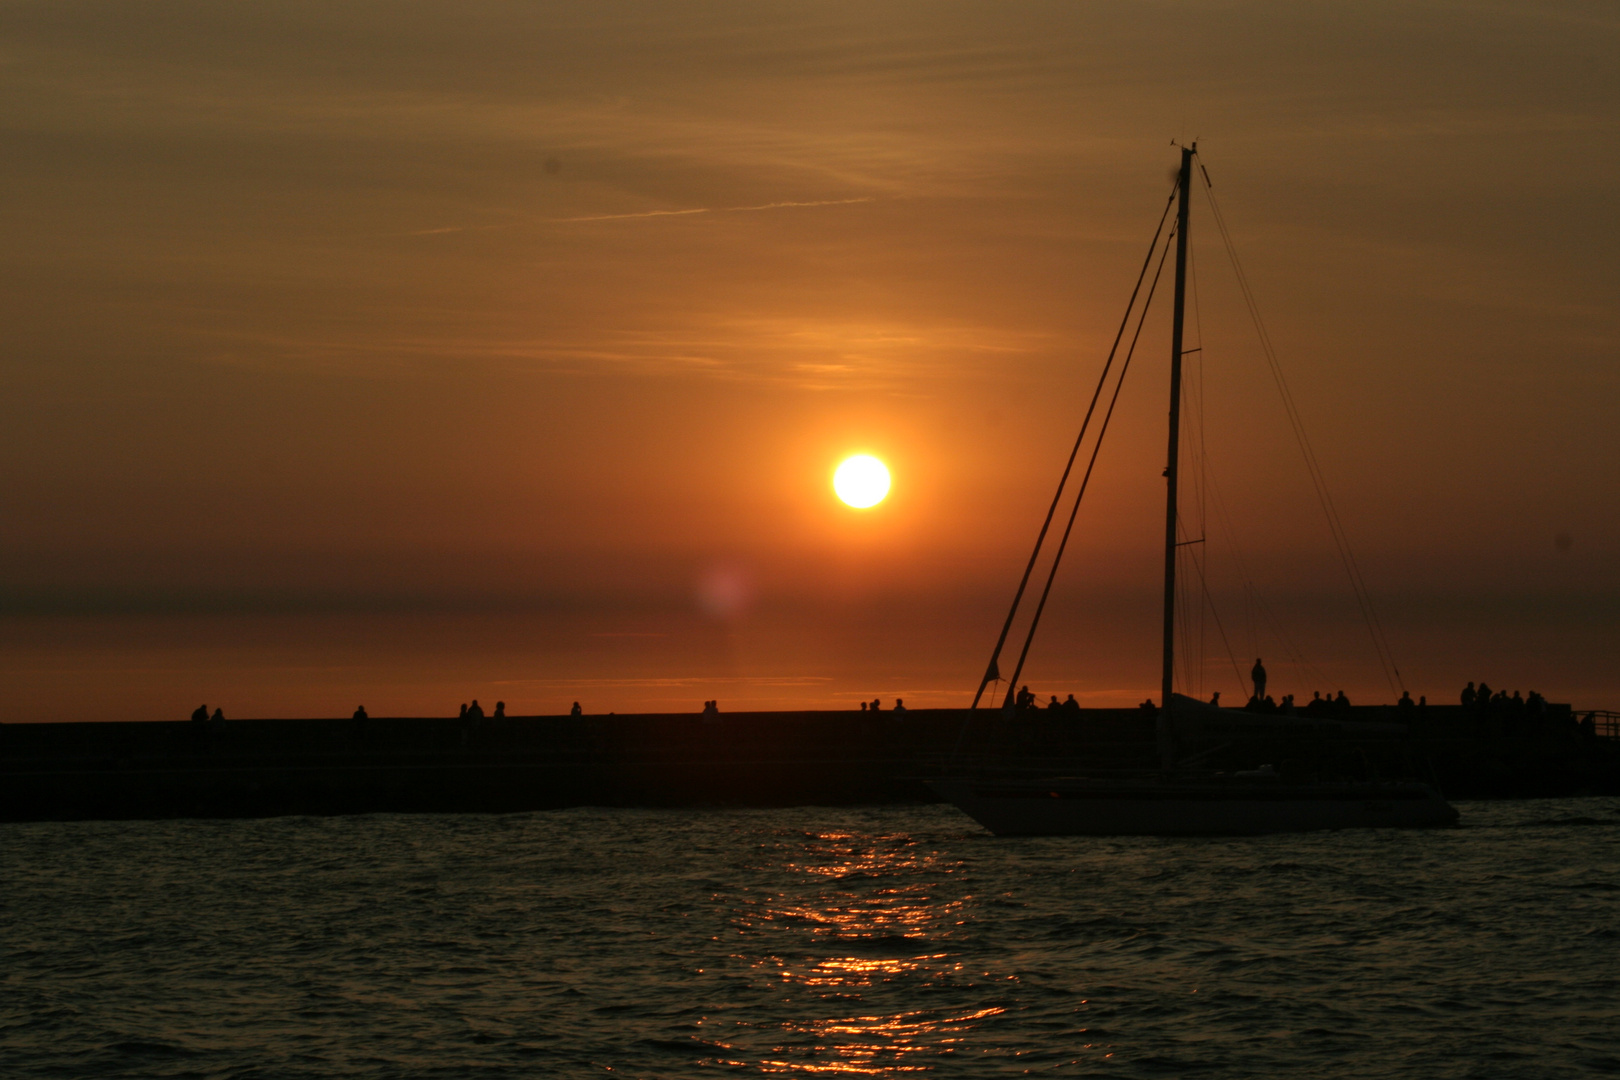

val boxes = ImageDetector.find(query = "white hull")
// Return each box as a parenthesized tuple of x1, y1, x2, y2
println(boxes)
(933, 778, 1459, 836)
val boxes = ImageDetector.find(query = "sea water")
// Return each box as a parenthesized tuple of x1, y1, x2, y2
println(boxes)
(3, 800, 1617, 1078)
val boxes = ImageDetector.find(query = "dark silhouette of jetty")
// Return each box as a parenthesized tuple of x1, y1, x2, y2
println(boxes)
(1, 703, 1617, 822)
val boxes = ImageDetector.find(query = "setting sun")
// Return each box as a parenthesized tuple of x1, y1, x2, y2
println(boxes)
(833, 455, 891, 509)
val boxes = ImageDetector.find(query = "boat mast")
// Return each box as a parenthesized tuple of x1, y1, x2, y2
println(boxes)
(1160, 144, 1193, 747)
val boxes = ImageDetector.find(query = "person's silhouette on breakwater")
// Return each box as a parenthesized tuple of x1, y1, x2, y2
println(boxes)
(1398, 690, 1414, 714)
(467, 700, 485, 719)
(894, 698, 906, 711)
(1016, 685, 1036, 709)
(459, 703, 468, 719)
(870, 698, 882, 711)
(1251, 658, 1267, 702)
(1461, 682, 1476, 709)
(860, 701, 867, 711)
(1209, 691, 1221, 707)
(1047, 695, 1061, 710)
(191, 704, 208, 722)
(1139, 698, 1156, 713)
(570, 701, 582, 716)
(493, 701, 506, 719)
(1063, 694, 1080, 712)
(353, 705, 368, 720)
(703, 700, 719, 715)
(211, 707, 224, 722)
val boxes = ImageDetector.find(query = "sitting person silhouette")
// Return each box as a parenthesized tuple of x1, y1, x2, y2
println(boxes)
(493, 701, 506, 719)
(466, 699, 485, 719)
(570, 701, 583, 716)
(703, 700, 719, 715)
(191, 704, 208, 722)
(353, 705, 368, 720)
(870, 698, 882, 711)
(211, 707, 224, 721)
(1062, 694, 1080, 712)
(894, 698, 906, 711)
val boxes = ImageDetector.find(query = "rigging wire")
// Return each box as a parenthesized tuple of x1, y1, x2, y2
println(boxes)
(1197, 169, 1405, 697)
(1202, 465, 1337, 693)
(969, 184, 1177, 708)
(998, 222, 1178, 706)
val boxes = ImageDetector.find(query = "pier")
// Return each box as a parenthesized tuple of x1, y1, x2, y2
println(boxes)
(2, 704, 1616, 822)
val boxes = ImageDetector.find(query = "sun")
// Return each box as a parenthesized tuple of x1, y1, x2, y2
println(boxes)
(833, 455, 891, 509)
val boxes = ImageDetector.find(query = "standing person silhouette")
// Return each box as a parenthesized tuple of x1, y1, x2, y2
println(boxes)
(1251, 658, 1267, 703)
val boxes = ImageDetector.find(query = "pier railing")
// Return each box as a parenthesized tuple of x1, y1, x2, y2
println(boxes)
(1583, 710, 1620, 740)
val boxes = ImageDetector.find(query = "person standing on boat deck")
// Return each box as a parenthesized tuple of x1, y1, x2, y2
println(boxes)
(1251, 658, 1267, 702)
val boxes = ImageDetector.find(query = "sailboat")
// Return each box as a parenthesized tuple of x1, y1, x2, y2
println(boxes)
(934, 146, 1458, 836)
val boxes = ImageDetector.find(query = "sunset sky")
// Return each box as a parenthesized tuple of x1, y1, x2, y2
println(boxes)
(2, 1, 1616, 720)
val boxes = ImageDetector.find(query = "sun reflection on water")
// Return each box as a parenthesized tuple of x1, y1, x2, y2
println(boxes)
(701, 827, 1008, 1074)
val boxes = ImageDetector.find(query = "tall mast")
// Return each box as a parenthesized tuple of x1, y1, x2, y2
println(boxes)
(1159, 145, 1193, 752)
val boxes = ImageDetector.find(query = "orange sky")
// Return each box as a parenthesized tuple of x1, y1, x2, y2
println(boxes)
(2, 2, 1616, 720)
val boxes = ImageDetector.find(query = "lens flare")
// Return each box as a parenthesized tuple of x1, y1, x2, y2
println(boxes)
(833, 455, 890, 509)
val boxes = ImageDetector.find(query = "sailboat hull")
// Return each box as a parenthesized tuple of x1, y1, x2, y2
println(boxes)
(932, 778, 1459, 836)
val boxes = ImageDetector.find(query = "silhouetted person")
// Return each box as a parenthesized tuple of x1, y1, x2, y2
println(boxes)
(703, 700, 719, 715)
(1063, 694, 1080, 712)
(467, 699, 485, 720)
(1281, 694, 1295, 715)
(1398, 690, 1414, 713)
(860, 701, 868, 712)
(1016, 685, 1035, 709)
(493, 701, 506, 719)
(1251, 658, 1267, 702)
(1209, 691, 1221, 707)
(1140, 697, 1156, 713)
(459, 703, 468, 719)
(353, 705, 368, 720)
(1334, 690, 1350, 716)
(211, 707, 224, 722)
(191, 704, 208, 722)
(570, 701, 582, 716)
(1047, 695, 1060, 710)
(894, 698, 906, 711)
(870, 698, 882, 712)
(1460, 682, 1476, 709)
(1476, 682, 1492, 713)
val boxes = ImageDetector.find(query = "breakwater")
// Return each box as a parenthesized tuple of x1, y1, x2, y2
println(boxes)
(2, 705, 1615, 821)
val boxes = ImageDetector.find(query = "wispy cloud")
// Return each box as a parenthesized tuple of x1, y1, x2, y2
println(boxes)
(548, 196, 876, 224)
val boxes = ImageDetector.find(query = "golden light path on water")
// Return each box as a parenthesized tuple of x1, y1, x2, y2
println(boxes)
(696, 829, 1028, 1074)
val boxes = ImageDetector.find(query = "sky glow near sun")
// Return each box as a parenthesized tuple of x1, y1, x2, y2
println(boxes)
(834, 455, 890, 509)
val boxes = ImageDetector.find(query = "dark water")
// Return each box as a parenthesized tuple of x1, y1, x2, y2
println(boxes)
(3, 801, 1618, 1078)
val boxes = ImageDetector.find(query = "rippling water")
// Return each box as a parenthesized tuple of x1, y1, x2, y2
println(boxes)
(3, 800, 1618, 1077)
